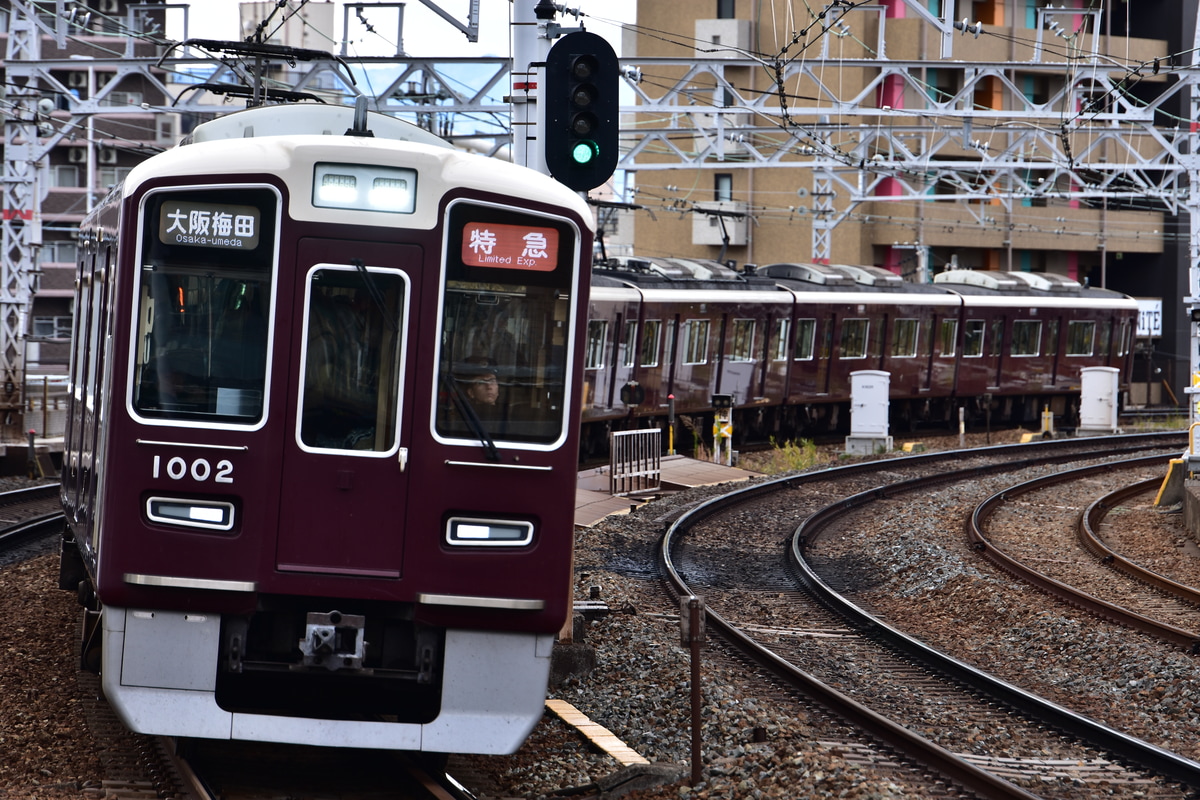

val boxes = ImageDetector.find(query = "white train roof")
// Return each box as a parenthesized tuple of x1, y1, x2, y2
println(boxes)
(122, 104, 592, 232)
(187, 104, 456, 148)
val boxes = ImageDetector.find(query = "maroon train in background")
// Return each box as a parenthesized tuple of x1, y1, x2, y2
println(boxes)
(579, 257, 1137, 454)
(57, 103, 593, 754)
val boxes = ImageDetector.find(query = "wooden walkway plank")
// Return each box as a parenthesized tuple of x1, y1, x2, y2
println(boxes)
(546, 699, 649, 766)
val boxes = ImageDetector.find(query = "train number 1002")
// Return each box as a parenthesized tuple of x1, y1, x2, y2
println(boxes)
(152, 455, 234, 484)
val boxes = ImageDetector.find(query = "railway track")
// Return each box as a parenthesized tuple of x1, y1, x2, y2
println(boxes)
(0, 485, 480, 800)
(970, 459, 1200, 650)
(660, 432, 1199, 798)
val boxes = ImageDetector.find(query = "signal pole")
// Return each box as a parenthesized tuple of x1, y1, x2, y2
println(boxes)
(510, 1, 552, 175)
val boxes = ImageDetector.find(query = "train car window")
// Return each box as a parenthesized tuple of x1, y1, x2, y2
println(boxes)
(730, 319, 756, 362)
(435, 201, 579, 447)
(1116, 319, 1131, 357)
(771, 319, 788, 361)
(622, 320, 637, 367)
(299, 267, 406, 452)
(1010, 320, 1042, 356)
(131, 187, 278, 425)
(641, 320, 662, 367)
(683, 319, 710, 365)
(939, 319, 958, 357)
(839, 319, 869, 359)
(891, 319, 919, 357)
(989, 319, 1003, 357)
(1045, 319, 1059, 357)
(963, 319, 985, 357)
(1066, 321, 1095, 356)
(793, 318, 816, 360)
(585, 321, 607, 369)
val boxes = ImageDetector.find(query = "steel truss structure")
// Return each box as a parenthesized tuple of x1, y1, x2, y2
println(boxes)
(616, 0, 1200, 418)
(6, 1, 1200, 419)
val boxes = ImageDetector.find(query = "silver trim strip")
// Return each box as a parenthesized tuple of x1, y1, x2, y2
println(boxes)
(417, 593, 545, 611)
(136, 440, 249, 452)
(443, 461, 553, 471)
(124, 573, 257, 592)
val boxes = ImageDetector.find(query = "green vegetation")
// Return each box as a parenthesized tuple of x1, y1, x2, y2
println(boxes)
(740, 437, 823, 475)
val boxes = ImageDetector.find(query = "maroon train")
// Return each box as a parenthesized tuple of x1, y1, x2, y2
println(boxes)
(580, 257, 1137, 452)
(57, 103, 592, 754)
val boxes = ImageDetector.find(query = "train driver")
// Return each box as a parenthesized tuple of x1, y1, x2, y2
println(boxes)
(458, 358, 500, 412)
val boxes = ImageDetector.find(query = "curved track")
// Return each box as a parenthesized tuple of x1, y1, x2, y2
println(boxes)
(659, 433, 1199, 798)
(969, 459, 1200, 651)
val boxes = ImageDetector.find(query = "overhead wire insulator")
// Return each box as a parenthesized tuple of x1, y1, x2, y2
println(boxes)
(953, 19, 982, 38)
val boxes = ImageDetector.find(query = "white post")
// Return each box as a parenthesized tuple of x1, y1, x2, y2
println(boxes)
(510, 2, 551, 175)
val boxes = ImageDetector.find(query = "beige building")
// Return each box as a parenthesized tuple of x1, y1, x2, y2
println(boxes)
(624, 0, 1171, 288)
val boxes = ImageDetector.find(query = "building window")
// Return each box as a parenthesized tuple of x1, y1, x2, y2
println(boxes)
(52, 165, 80, 187)
(715, 173, 733, 202)
(717, 0, 735, 19)
(42, 241, 78, 264)
(33, 316, 73, 339)
(100, 90, 143, 107)
(98, 166, 133, 188)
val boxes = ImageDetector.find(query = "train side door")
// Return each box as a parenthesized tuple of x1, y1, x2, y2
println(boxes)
(276, 240, 419, 577)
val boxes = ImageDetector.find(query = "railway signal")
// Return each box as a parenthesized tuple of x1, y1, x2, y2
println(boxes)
(544, 31, 619, 192)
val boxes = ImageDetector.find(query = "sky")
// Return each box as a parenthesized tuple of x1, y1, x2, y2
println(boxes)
(171, 0, 636, 59)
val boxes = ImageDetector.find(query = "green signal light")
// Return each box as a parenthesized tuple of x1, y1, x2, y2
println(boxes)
(571, 140, 599, 165)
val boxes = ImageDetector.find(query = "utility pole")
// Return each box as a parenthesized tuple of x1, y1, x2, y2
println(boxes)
(1, 0, 50, 437)
(510, 1, 552, 175)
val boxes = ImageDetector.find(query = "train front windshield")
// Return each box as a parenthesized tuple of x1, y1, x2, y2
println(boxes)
(435, 202, 579, 447)
(131, 188, 278, 425)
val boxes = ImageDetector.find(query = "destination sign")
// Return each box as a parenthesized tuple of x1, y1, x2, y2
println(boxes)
(159, 200, 261, 250)
(461, 222, 559, 272)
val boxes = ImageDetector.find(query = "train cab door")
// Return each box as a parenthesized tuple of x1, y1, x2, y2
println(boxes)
(275, 240, 419, 578)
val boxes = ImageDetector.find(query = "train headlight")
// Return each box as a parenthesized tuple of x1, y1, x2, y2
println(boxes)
(313, 163, 416, 214)
(146, 497, 235, 532)
(446, 517, 534, 547)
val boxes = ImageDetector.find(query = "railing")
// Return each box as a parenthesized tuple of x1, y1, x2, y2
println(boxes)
(609, 428, 661, 496)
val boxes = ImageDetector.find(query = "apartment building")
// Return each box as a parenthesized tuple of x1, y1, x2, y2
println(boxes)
(1, 0, 175, 376)
(626, 0, 1193, 398)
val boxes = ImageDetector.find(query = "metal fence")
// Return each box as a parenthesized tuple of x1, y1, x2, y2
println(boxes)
(609, 428, 661, 496)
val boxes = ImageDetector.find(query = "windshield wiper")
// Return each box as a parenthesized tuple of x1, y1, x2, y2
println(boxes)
(441, 372, 500, 462)
(351, 258, 399, 332)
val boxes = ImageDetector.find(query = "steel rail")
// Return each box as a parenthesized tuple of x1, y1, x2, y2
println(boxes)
(655, 437, 1183, 799)
(967, 455, 1200, 652)
(659, 434, 1200, 795)
(1079, 477, 1200, 607)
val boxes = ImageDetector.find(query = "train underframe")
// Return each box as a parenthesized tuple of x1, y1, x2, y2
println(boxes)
(581, 391, 1083, 457)
(59, 538, 552, 754)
